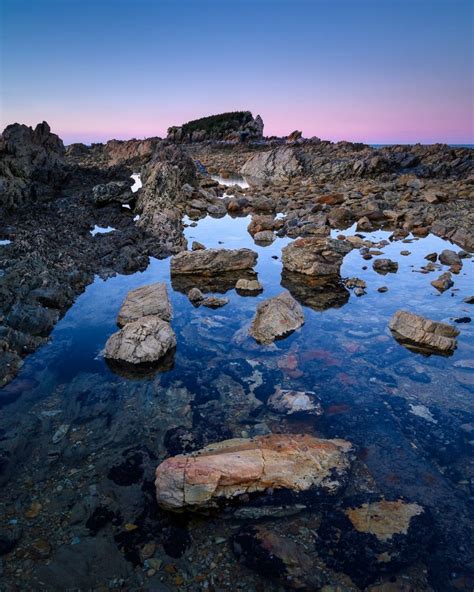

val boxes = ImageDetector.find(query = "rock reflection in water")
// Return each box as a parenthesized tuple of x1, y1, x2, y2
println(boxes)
(281, 270, 350, 311)
(170, 270, 257, 295)
(105, 347, 176, 379)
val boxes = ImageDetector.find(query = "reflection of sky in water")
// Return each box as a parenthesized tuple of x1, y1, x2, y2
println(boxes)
(0, 239, 12, 245)
(211, 174, 250, 189)
(90, 225, 115, 236)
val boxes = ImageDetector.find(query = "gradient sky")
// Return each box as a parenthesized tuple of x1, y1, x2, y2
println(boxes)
(1, 0, 473, 144)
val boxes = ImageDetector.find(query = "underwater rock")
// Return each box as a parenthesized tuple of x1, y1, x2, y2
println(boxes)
(389, 310, 459, 355)
(117, 282, 172, 327)
(232, 525, 322, 590)
(267, 388, 323, 416)
(104, 315, 176, 364)
(170, 248, 257, 276)
(281, 237, 352, 277)
(281, 270, 350, 311)
(317, 498, 433, 588)
(155, 434, 353, 511)
(249, 291, 304, 344)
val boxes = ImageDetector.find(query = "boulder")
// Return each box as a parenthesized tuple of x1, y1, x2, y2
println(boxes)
(286, 130, 303, 143)
(92, 181, 134, 205)
(104, 315, 176, 365)
(154, 434, 353, 510)
(281, 237, 352, 277)
(373, 258, 399, 274)
(268, 388, 323, 416)
(431, 272, 453, 293)
(116, 283, 172, 327)
(235, 278, 263, 292)
(439, 249, 461, 267)
(249, 291, 304, 344)
(170, 248, 257, 276)
(253, 230, 275, 243)
(389, 310, 459, 355)
(241, 146, 303, 181)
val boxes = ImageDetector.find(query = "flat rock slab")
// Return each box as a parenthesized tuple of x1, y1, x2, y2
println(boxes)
(170, 248, 257, 276)
(104, 315, 176, 364)
(249, 291, 304, 344)
(155, 434, 353, 511)
(389, 310, 459, 355)
(281, 237, 352, 276)
(117, 282, 172, 327)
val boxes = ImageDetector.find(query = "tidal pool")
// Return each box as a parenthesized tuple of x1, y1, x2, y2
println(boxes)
(0, 211, 473, 590)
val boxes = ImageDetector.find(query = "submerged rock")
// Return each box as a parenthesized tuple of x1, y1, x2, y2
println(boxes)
(317, 498, 433, 588)
(268, 388, 323, 416)
(171, 248, 257, 276)
(232, 526, 322, 590)
(389, 310, 459, 355)
(155, 434, 353, 511)
(281, 237, 352, 277)
(249, 291, 304, 344)
(117, 282, 172, 327)
(104, 315, 176, 364)
(281, 271, 350, 311)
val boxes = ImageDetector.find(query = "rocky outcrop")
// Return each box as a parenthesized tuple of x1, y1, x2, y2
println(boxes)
(282, 237, 352, 277)
(170, 248, 257, 276)
(0, 121, 66, 209)
(389, 310, 459, 355)
(154, 434, 353, 511)
(241, 146, 303, 181)
(167, 111, 264, 143)
(117, 282, 172, 327)
(104, 315, 176, 365)
(249, 291, 304, 344)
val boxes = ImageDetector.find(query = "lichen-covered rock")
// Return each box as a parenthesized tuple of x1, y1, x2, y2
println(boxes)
(389, 310, 459, 355)
(249, 291, 304, 344)
(155, 434, 353, 511)
(268, 388, 323, 416)
(282, 237, 352, 277)
(104, 315, 176, 364)
(171, 248, 257, 276)
(116, 283, 172, 327)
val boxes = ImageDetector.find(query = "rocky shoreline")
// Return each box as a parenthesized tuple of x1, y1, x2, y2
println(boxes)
(0, 115, 473, 591)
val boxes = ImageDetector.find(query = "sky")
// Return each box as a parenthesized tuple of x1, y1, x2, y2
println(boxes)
(1, 0, 473, 145)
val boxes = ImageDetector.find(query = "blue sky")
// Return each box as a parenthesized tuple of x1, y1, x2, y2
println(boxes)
(1, 0, 473, 144)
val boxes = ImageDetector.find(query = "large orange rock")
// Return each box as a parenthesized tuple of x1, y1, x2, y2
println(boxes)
(155, 434, 353, 511)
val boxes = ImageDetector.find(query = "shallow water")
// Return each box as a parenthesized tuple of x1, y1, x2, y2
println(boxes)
(90, 225, 116, 236)
(1, 210, 473, 589)
(211, 173, 250, 189)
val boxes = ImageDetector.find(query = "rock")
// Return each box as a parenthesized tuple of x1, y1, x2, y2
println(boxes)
(253, 230, 275, 243)
(281, 271, 350, 311)
(92, 181, 134, 205)
(439, 249, 461, 266)
(0, 121, 66, 209)
(117, 283, 172, 327)
(281, 237, 352, 277)
(267, 388, 323, 416)
(188, 287, 204, 304)
(318, 498, 433, 588)
(287, 130, 303, 143)
(425, 252, 437, 262)
(104, 315, 176, 364)
(431, 272, 453, 292)
(247, 215, 278, 237)
(191, 241, 206, 251)
(389, 310, 459, 355)
(154, 434, 353, 510)
(463, 295, 474, 304)
(200, 296, 229, 309)
(232, 526, 321, 590)
(241, 146, 303, 181)
(171, 248, 257, 275)
(167, 111, 264, 142)
(249, 291, 304, 344)
(373, 259, 399, 274)
(235, 278, 263, 292)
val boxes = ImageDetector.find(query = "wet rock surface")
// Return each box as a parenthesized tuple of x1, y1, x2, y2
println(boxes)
(389, 310, 459, 355)
(249, 291, 305, 344)
(117, 282, 172, 326)
(155, 434, 353, 510)
(171, 248, 258, 275)
(282, 237, 353, 276)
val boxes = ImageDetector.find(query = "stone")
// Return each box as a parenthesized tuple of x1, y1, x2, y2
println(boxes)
(431, 272, 453, 292)
(281, 237, 352, 277)
(191, 241, 206, 251)
(116, 283, 172, 327)
(249, 291, 304, 344)
(200, 296, 229, 309)
(170, 248, 257, 275)
(235, 278, 263, 292)
(287, 130, 303, 142)
(92, 181, 133, 205)
(253, 230, 275, 243)
(241, 146, 303, 181)
(104, 315, 176, 364)
(154, 434, 353, 510)
(439, 249, 461, 266)
(267, 388, 323, 416)
(389, 310, 459, 355)
(188, 287, 204, 304)
(373, 259, 398, 274)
